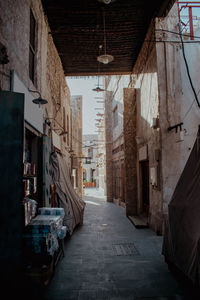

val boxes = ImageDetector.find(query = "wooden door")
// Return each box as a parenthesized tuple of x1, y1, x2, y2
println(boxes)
(141, 160, 149, 215)
(120, 161, 125, 202)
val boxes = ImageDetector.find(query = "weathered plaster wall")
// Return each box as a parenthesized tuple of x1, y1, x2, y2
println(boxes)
(97, 116, 106, 194)
(105, 75, 130, 204)
(105, 90, 113, 202)
(71, 95, 83, 197)
(123, 88, 137, 216)
(156, 5, 200, 216)
(0, 0, 80, 203)
(132, 25, 162, 232)
(0, 0, 37, 91)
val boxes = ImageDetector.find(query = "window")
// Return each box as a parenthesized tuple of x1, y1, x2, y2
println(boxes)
(88, 147, 93, 159)
(113, 106, 118, 127)
(29, 10, 36, 83)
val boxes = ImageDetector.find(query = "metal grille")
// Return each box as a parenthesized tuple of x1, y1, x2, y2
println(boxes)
(112, 243, 139, 256)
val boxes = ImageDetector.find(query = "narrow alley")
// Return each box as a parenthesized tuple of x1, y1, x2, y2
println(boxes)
(42, 189, 183, 300)
(1, 1, 200, 298)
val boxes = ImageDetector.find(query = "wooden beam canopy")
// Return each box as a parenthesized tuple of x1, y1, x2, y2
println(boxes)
(42, 0, 175, 76)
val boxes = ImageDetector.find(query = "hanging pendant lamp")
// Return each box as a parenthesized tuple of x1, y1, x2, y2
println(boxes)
(93, 86, 105, 92)
(98, 0, 116, 5)
(93, 45, 105, 92)
(97, 10, 114, 64)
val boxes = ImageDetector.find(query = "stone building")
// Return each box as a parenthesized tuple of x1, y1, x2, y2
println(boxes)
(0, 0, 83, 277)
(105, 75, 130, 206)
(128, 5, 200, 234)
(82, 134, 98, 187)
(71, 95, 83, 197)
(96, 112, 106, 195)
(0, 0, 82, 203)
(105, 4, 200, 234)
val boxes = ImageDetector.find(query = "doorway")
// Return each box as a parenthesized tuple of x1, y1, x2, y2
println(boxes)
(120, 161, 125, 203)
(140, 160, 149, 216)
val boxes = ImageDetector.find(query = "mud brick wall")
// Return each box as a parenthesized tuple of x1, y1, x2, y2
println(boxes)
(123, 88, 137, 216)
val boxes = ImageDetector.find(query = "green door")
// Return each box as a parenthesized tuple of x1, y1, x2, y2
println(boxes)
(0, 91, 24, 282)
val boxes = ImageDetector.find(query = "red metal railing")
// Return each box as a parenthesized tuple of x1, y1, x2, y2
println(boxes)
(177, 1, 200, 39)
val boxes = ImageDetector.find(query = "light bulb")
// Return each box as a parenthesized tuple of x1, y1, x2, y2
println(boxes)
(102, 57, 109, 64)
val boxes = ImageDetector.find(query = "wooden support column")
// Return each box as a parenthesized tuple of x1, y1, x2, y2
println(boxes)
(123, 88, 137, 216)
(105, 91, 113, 202)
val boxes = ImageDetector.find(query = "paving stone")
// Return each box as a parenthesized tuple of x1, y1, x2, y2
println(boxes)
(43, 195, 186, 300)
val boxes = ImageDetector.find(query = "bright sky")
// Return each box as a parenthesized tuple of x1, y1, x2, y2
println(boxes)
(66, 76, 104, 135)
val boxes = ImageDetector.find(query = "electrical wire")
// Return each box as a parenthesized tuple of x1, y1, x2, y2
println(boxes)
(182, 99, 196, 121)
(182, 88, 200, 121)
(145, 39, 200, 43)
(178, 22, 200, 108)
(155, 28, 200, 39)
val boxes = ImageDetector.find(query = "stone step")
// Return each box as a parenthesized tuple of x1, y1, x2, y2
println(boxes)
(128, 215, 149, 228)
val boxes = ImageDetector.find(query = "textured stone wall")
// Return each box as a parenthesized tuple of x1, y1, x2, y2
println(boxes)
(104, 75, 130, 204)
(71, 95, 83, 197)
(123, 88, 138, 216)
(105, 90, 113, 202)
(0, 0, 71, 142)
(0, 0, 81, 201)
(132, 24, 162, 233)
(97, 116, 106, 194)
(156, 6, 200, 219)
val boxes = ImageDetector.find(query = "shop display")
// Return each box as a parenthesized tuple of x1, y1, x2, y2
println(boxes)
(23, 198, 37, 226)
(38, 207, 65, 217)
(23, 232, 58, 255)
(23, 179, 30, 197)
(23, 162, 37, 196)
(23, 210, 66, 257)
(23, 162, 36, 176)
(29, 176, 37, 194)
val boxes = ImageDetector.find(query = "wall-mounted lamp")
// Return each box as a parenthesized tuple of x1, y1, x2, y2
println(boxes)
(52, 128, 68, 136)
(59, 130, 68, 136)
(29, 89, 48, 108)
(45, 117, 67, 136)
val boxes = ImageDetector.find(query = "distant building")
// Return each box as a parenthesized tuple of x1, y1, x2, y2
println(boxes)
(0, 0, 83, 277)
(71, 95, 83, 197)
(96, 112, 106, 195)
(82, 134, 98, 188)
(104, 5, 200, 235)
(105, 75, 130, 206)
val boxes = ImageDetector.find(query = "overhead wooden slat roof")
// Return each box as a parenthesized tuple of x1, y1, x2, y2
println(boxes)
(41, 0, 175, 76)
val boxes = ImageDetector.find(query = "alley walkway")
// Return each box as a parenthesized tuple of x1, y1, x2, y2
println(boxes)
(43, 193, 185, 300)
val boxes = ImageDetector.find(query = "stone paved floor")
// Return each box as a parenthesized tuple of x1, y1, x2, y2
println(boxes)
(42, 195, 189, 300)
